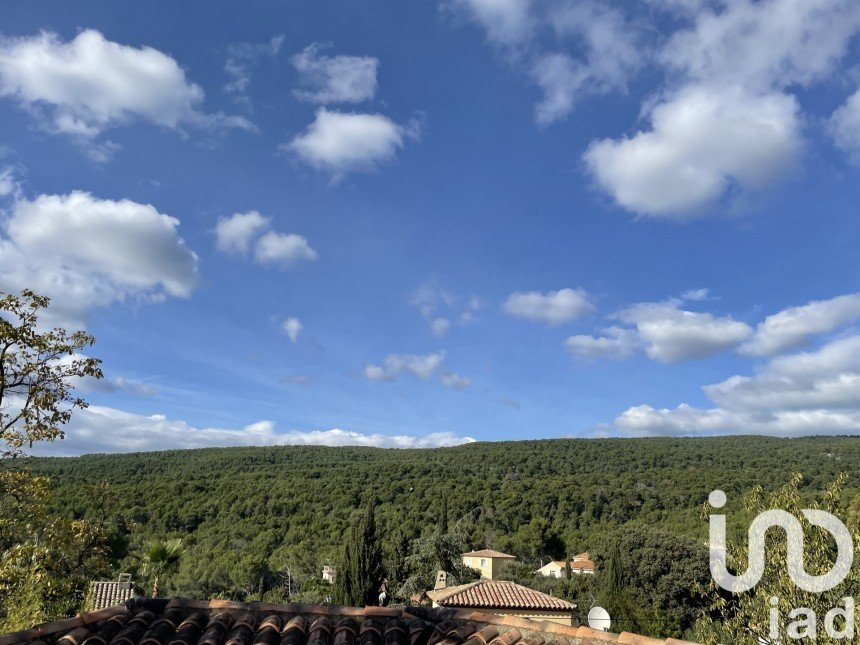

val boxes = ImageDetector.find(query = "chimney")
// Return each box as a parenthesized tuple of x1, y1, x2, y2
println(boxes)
(434, 570, 448, 590)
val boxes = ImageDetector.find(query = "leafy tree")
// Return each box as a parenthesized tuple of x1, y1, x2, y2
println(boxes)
(695, 474, 860, 645)
(334, 500, 383, 606)
(591, 525, 710, 638)
(0, 290, 108, 629)
(399, 507, 478, 599)
(0, 290, 101, 461)
(137, 538, 183, 597)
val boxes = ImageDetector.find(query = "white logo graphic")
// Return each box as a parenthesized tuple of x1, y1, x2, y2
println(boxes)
(708, 489, 854, 594)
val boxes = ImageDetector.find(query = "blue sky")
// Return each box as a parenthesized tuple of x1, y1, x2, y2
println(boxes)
(1, 0, 859, 454)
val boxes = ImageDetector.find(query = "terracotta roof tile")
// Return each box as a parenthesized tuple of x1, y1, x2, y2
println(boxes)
(0, 597, 698, 645)
(427, 581, 575, 612)
(461, 551, 516, 559)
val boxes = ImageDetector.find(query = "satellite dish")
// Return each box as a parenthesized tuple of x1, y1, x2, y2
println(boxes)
(587, 606, 611, 632)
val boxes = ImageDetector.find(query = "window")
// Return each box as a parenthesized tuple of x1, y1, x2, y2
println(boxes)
(480, 558, 487, 567)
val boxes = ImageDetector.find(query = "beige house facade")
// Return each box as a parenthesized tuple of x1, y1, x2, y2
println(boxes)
(461, 549, 516, 580)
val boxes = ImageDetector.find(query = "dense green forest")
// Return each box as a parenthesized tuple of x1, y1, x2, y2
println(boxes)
(32, 436, 858, 606)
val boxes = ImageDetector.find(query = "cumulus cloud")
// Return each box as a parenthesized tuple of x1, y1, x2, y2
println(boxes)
(585, 85, 801, 218)
(365, 352, 446, 381)
(740, 293, 860, 357)
(566, 326, 642, 360)
(31, 405, 476, 455)
(0, 166, 19, 198)
(531, 1, 641, 125)
(440, 371, 471, 390)
(365, 351, 470, 389)
(215, 210, 270, 254)
(503, 288, 594, 325)
(0, 191, 198, 327)
(452, 0, 535, 47)
(282, 316, 302, 343)
(585, 0, 860, 218)
(214, 211, 318, 269)
(616, 301, 752, 363)
(831, 89, 860, 159)
(292, 44, 379, 104)
(254, 231, 318, 266)
(0, 29, 252, 159)
(408, 282, 482, 336)
(285, 108, 419, 178)
(610, 333, 860, 437)
(224, 35, 284, 108)
(613, 403, 860, 438)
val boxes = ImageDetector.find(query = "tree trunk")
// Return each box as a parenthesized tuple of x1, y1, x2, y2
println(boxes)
(152, 576, 159, 598)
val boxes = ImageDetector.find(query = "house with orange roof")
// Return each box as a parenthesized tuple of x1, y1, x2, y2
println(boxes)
(461, 549, 517, 580)
(535, 552, 596, 578)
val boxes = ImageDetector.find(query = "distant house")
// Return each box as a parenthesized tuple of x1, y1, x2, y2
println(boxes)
(322, 565, 336, 584)
(536, 552, 596, 578)
(88, 573, 136, 610)
(427, 579, 577, 626)
(461, 549, 516, 580)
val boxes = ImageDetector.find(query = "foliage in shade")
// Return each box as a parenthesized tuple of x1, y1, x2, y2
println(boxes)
(334, 500, 383, 606)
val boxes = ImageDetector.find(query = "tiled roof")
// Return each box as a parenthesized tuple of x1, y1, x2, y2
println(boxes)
(88, 581, 136, 611)
(428, 581, 575, 612)
(461, 550, 516, 559)
(0, 596, 701, 645)
(548, 560, 595, 573)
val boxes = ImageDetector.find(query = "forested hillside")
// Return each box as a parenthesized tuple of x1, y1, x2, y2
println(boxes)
(32, 435, 858, 604)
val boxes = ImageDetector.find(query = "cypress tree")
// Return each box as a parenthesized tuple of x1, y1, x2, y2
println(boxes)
(564, 557, 573, 580)
(438, 495, 449, 535)
(335, 499, 383, 606)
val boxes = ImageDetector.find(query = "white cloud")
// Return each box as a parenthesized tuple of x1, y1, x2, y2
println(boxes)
(285, 108, 419, 178)
(585, 85, 801, 218)
(364, 351, 470, 389)
(365, 352, 446, 381)
(430, 317, 452, 337)
(585, 0, 860, 217)
(831, 89, 860, 158)
(282, 316, 302, 343)
(409, 282, 481, 335)
(292, 44, 379, 104)
(452, 0, 535, 46)
(224, 35, 284, 106)
(566, 326, 642, 360)
(0, 30, 252, 159)
(613, 403, 860, 437)
(610, 333, 860, 437)
(532, 1, 641, 125)
(31, 405, 476, 455)
(0, 166, 19, 198)
(254, 231, 319, 267)
(616, 301, 752, 363)
(661, 0, 860, 90)
(530, 54, 588, 127)
(440, 371, 471, 390)
(215, 210, 271, 254)
(503, 288, 594, 325)
(0, 191, 198, 327)
(740, 293, 860, 357)
(215, 211, 318, 269)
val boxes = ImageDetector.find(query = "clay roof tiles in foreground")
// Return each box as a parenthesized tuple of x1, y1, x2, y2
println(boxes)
(427, 581, 575, 612)
(461, 550, 516, 559)
(0, 596, 701, 645)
